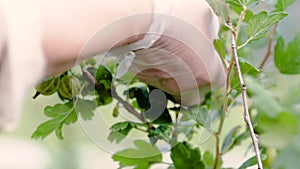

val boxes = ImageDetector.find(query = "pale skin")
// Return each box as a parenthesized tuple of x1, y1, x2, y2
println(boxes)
(41, 0, 225, 103)
(42, 0, 153, 76)
(42, 0, 220, 75)
(0, 0, 225, 130)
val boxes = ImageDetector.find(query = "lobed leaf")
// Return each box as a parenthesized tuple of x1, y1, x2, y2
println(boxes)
(125, 86, 150, 110)
(75, 99, 97, 120)
(226, 0, 259, 8)
(231, 61, 260, 93)
(245, 76, 285, 117)
(258, 112, 298, 148)
(170, 142, 205, 169)
(238, 155, 266, 169)
(32, 102, 77, 140)
(274, 35, 300, 74)
(222, 126, 241, 153)
(273, 136, 300, 169)
(243, 11, 287, 47)
(108, 121, 145, 143)
(274, 0, 296, 12)
(148, 124, 171, 145)
(112, 140, 162, 169)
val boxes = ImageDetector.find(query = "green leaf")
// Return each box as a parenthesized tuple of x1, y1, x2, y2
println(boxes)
(273, 136, 300, 169)
(148, 124, 171, 145)
(108, 121, 139, 143)
(231, 7, 254, 23)
(44, 102, 75, 118)
(31, 119, 58, 139)
(226, 0, 243, 7)
(258, 112, 298, 148)
(75, 99, 97, 120)
(238, 155, 266, 169)
(55, 123, 64, 140)
(243, 11, 287, 47)
(151, 109, 172, 124)
(125, 86, 150, 110)
(64, 109, 77, 125)
(171, 142, 205, 169)
(245, 76, 285, 117)
(84, 57, 97, 66)
(32, 102, 77, 140)
(274, 0, 296, 12)
(203, 151, 214, 168)
(274, 35, 300, 74)
(95, 89, 113, 106)
(226, 0, 259, 7)
(222, 126, 241, 153)
(94, 65, 113, 106)
(198, 107, 213, 129)
(96, 65, 112, 88)
(112, 140, 162, 169)
(234, 131, 250, 145)
(231, 61, 260, 92)
(238, 156, 257, 169)
(110, 121, 133, 131)
(214, 39, 226, 59)
(245, 0, 259, 6)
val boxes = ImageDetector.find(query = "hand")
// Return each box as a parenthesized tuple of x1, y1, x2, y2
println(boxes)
(0, 0, 224, 130)
(128, 0, 225, 105)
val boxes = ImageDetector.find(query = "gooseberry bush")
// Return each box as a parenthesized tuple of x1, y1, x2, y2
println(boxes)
(32, 0, 300, 168)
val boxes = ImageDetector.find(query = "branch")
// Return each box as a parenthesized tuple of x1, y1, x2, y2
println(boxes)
(213, 57, 234, 169)
(236, 5, 247, 39)
(259, 24, 278, 69)
(170, 110, 180, 144)
(82, 68, 146, 123)
(111, 89, 146, 123)
(227, 18, 263, 169)
(237, 39, 251, 50)
(213, 7, 249, 166)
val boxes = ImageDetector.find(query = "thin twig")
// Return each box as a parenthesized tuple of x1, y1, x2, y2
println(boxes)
(111, 89, 146, 123)
(213, 94, 229, 169)
(213, 55, 234, 169)
(227, 18, 263, 169)
(259, 24, 278, 69)
(82, 68, 146, 123)
(236, 5, 247, 39)
(213, 6, 248, 167)
(170, 110, 180, 144)
(238, 39, 251, 50)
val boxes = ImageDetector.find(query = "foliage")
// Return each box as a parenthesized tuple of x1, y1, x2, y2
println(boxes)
(170, 142, 205, 169)
(275, 35, 300, 74)
(32, 102, 77, 140)
(112, 140, 162, 169)
(31, 0, 300, 168)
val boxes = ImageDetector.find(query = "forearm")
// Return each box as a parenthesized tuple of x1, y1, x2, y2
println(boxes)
(42, 0, 153, 76)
